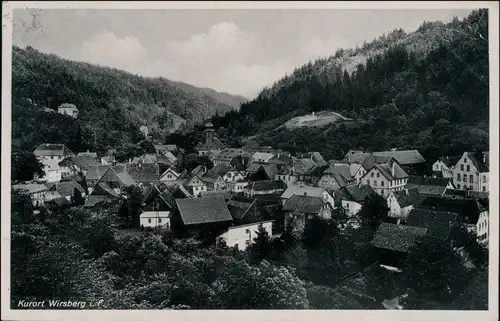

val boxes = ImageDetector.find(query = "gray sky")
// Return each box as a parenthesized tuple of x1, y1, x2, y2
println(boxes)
(12, 8, 473, 98)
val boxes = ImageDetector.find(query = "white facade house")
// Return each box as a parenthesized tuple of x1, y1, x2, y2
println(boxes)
(140, 211, 170, 229)
(184, 175, 207, 197)
(33, 144, 75, 183)
(386, 189, 423, 220)
(251, 152, 275, 163)
(58, 103, 79, 118)
(432, 158, 454, 179)
(337, 184, 376, 217)
(231, 180, 249, 193)
(341, 199, 363, 217)
(477, 211, 489, 246)
(452, 151, 489, 192)
(219, 221, 273, 251)
(159, 168, 180, 182)
(360, 159, 409, 198)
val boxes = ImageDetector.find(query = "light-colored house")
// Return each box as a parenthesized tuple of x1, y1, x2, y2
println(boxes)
(280, 185, 335, 209)
(58, 155, 100, 179)
(243, 180, 287, 198)
(183, 170, 208, 198)
(386, 188, 425, 220)
(218, 220, 274, 250)
(33, 144, 75, 183)
(336, 184, 376, 217)
(13, 183, 48, 207)
(432, 156, 459, 179)
(452, 151, 489, 192)
(140, 211, 170, 229)
(477, 210, 489, 246)
(159, 167, 180, 182)
(231, 180, 249, 193)
(360, 158, 409, 198)
(251, 152, 275, 164)
(195, 122, 226, 157)
(58, 103, 79, 118)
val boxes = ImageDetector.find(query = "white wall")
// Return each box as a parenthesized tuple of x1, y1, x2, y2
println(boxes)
(220, 221, 273, 250)
(476, 211, 489, 245)
(140, 214, 170, 229)
(341, 200, 362, 217)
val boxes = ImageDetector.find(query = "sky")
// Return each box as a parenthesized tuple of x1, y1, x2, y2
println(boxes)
(12, 8, 473, 99)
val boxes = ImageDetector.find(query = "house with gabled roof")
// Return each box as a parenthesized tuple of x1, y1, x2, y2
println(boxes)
(58, 103, 79, 118)
(195, 122, 226, 157)
(201, 164, 246, 192)
(283, 194, 333, 232)
(212, 148, 243, 166)
(33, 144, 75, 182)
(125, 162, 159, 187)
(101, 155, 116, 166)
(59, 155, 100, 179)
(226, 195, 269, 225)
(360, 158, 409, 198)
(248, 163, 279, 182)
(405, 176, 454, 197)
(300, 152, 328, 167)
(86, 165, 112, 193)
(452, 151, 489, 192)
(132, 154, 157, 164)
(318, 164, 356, 191)
(159, 167, 181, 182)
(371, 223, 428, 268)
(432, 156, 460, 179)
(281, 185, 335, 209)
(372, 150, 426, 175)
(386, 188, 426, 220)
(44, 180, 86, 203)
(336, 184, 376, 217)
(182, 166, 208, 197)
(244, 180, 287, 198)
(90, 165, 136, 197)
(218, 220, 274, 251)
(172, 195, 234, 240)
(12, 183, 48, 207)
(251, 152, 275, 164)
(405, 209, 463, 246)
(156, 151, 178, 172)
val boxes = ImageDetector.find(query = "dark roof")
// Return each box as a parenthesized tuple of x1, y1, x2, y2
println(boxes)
(342, 184, 376, 203)
(84, 195, 118, 208)
(467, 191, 489, 200)
(323, 164, 355, 186)
(47, 180, 85, 197)
(406, 208, 460, 241)
(416, 196, 484, 224)
(291, 158, 318, 175)
(372, 150, 426, 165)
(197, 136, 226, 151)
(157, 152, 177, 166)
(91, 182, 120, 198)
(283, 195, 324, 213)
(371, 223, 427, 253)
(230, 155, 247, 171)
(361, 154, 392, 170)
(392, 188, 426, 208)
(175, 195, 233, 225)
(99, 166, 136, 187)
(261, 164, 279, 180)
(86, 165, 111, 181)
(59, 155, 100, 170)
(77, 151, 98, 158)
(467, 152, 489, 172)
(126, 163, 159, 184)
(248, 180, 287, 192)
(213, 148, 241, 161)
(301, 152, 327, 167)
(202, 164, 235, 183)
(227, 198, 258, 219)
(34, 144, 75, 157)
(142, 185, 176, 210)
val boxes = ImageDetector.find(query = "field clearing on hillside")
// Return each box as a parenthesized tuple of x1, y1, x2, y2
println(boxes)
(284, 110, 353, 129)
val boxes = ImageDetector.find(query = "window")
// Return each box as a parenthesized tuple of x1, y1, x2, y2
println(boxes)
(148, 218, 151, 223)
(464, 158, 467, 163)
(367, 180, 370, 185)
(245, 240, 250, 245)
(469, 175, 473, 183)
(245, 229, 250, 234)
(374, 181, 377, 186)
(167, 174, 172, 178)
(376, 173, 380, 178)
(381, 181, 384, 187)
(482, 186, 486, 192)
(390, 181, 392, 187)
(158, 218, 162, 223)
(460, 164, 464, 171)
(227, 173, 232, 178)
(457, 184, 460, 189)
(457, 173, 461, 181)
(464, 175, 467, 183)
(381, 190, 384, 196)
(346, 203, 349, 208)
(483, 175, 486, 183)
(462, 185, 466, 190)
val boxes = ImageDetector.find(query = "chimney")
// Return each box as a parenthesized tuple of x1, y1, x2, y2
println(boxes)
(391, 161, 395, 177)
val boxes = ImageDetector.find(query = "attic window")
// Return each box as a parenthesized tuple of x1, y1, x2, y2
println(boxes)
(304, 192, 307, 196)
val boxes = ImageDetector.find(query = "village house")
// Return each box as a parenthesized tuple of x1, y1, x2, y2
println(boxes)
(172, 195, 234, 241)
(33, 144, 75, 183)
(85, 165, 113, 194)
(44, 180, 86, 203)
(431, 156, 459, 178)
(280, 185, 335, 209)
(157, 152, 178, 173)
(275, 158, 323, 187)
(154, 144, 179, 156)
(336, 184, 376, 217)
(212, 148, 243, 166)
(159, 167, 181, 182)
(125, 162, 160, 187)
(91, 165, 136, 197)
(477, 210, 489, 246)
(13, 183, 48, 207)
(140, 212, 171, 229)
(132, 154, 157, 164)
(218, 220, 274, 251)
(57, 103, 79, 118)
(405, 176, 455, 197)
(452, 151, 489, 192)
(101, 155, 116, 166)
(226, 195, 269, 225)
(248, 163, 279, 182)
(416, 195, 489, 244)
(360, 158, 409, 198)
(371, 223, 428, 268)
(299, 152, 328, 167)
(58, 155, 100, 179)
(317, 164, 356, 191)
(183, 165, 208, 197)
(283, 194, 333, 232)
(201, 164, 246, 192)
(195, 122, 226, 157)
(386, 188, 425, 220)
(372, 150, 426, 175)
(243, 180, 287, 198)
(405, 209, 463, 247)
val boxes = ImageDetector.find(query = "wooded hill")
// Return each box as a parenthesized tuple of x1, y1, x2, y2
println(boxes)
(11, 46, 245, 153)
(208, 9, 489, 162)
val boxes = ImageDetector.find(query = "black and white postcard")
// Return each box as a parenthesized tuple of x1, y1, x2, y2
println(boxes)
(2, 1, 498, 321)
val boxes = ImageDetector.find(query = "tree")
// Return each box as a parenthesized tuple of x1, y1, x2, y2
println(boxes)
(302, 216, 339, 250)
(358, 193, 390, 229)
(463, 230, 488, 268)
(177, 153, 214, 173)
(119, 185, 144, 228)
(11, 189, 35, 226)
(78, 217, 116, 257)
(11, 151, 44, 182)
(402, 236, 469, 305)
(250, 224, 273, 263)
(73, 187, 85, 206)
(280, 223, 298, 250)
